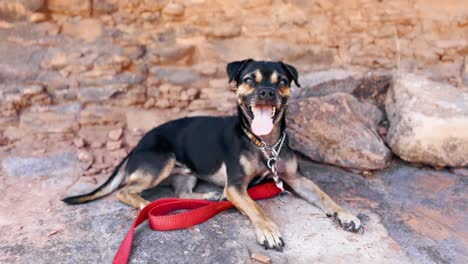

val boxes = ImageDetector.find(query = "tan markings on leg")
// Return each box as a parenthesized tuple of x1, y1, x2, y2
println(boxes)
(239, 155, 259, 185)
(207, 163, 227, 187)
(118, 159, 175, 209)
(224, 186, 283, 249)
(284, 175, 341, 215)
(283, 171, 362, 232)
(270, 71, 278, 84)
(117, 170, 152, 209)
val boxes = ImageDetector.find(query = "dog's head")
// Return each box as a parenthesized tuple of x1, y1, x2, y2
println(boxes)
(227, 59, 301, 136)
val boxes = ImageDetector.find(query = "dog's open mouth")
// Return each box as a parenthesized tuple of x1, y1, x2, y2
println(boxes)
(249, 104, 276, 136)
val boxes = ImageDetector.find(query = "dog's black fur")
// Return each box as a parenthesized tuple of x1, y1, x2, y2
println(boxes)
(63, 59, 363, 251)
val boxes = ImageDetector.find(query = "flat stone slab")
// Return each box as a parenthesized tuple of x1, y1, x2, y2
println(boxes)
(1, 151, 78, 178)
(0, 152, 466, 264)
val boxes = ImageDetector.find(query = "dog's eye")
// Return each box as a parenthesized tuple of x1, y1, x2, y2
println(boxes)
(279, 79, 288, 86)
(244, 78, 255, 86)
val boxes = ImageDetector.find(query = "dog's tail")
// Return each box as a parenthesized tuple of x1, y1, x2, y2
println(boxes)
(62, 152, 131, 205)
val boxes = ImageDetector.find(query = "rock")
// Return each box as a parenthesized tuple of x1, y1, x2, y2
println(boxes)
(29, 12, 47, 23)
(1, 157, 462, 264)
(83, 167, 102, 176)
(78, 84, 128, 103)
(0, 20, 13, 28)
(251, 253, 271, 264)
(293, 70, 391, 108)
(126, 108, 177, 133)
(286, 93, 391, 170)
(90, 141, 104, 149)
(92, 0, 117, 15)
(206, 26, 241, 38)
(1, 151, 77, 178)
(385, 74, 468, 167)
(450, 168, 468, 177)
(162, 2, 184, 17)
(108, 128, 123, 141)
(61, 18, 103, 42)
(39, 50, 69, 70)
(122, 45, 146, 60)
(0, 84, 49, 112)
(78, 125, 119, 148)
(73, 137, 86, 148)
(149, 66, 200, 86)
(142, 0, 168, 11)
(109, 148, 128, 161)
(113, 85, 146, 106)
(20, 104, 80, 134)
(79, 71, 145, 88)
(19, 0, 45, 11)
(93, 150, 105, 164)
(77, 149, 93, 162)
(194, 63, 218, 76)
(48, 0, 91, 16)
(144, 97, 156, 109)
(147, 44, 194, 65)
(0, 41, 44, 82)
(106, 140, 122, 151)
(463, 57, 468, 88)
(79, 106, 125, 126)
(0, 0, 45, 21)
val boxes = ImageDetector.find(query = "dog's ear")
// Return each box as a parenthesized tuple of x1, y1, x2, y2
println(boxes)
(226, 59, 254, 84)
(279, 62, 301, 87)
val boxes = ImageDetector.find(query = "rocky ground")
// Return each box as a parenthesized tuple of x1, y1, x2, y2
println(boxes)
(0, 148, 466, 264)
(1, 0, 468, 263)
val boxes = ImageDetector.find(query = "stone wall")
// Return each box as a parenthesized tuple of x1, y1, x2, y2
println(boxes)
(0, 0, 467, 155)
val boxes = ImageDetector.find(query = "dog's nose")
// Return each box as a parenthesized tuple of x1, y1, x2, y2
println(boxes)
(257, 87, 276, 100)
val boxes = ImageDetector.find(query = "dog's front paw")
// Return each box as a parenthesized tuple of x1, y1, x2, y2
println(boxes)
(254, 220, 285, 252)
(328, 211, 364, 233)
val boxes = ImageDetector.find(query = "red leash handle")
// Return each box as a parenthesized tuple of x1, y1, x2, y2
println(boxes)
(113, 182, 281, 264)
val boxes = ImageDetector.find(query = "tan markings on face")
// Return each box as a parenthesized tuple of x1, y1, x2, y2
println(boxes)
(237, 83, 255, 97)
(278, 86, 291, 97)
(254, 69, 263, 83)
(270, 71, 278, 84)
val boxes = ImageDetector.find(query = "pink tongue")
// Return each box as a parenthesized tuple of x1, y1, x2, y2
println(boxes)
(251, 106, 273, 136)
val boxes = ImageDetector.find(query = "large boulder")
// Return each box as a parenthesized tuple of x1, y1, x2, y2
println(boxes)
(385, 74, 468, 167)
(286, 93, 392, 170)
(293, 70, 391, 108)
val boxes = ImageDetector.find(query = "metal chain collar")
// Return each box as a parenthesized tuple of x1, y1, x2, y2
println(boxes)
(241, 127, 292, 201)
(257, 132, 287, 192)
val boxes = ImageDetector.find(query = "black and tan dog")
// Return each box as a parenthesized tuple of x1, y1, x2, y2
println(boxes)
(63, 59, 362, 251)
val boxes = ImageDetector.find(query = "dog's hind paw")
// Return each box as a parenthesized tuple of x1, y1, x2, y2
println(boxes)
(205, 191, 223, 201)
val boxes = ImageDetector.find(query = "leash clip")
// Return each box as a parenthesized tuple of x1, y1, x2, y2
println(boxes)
(279, 190, 292, 203)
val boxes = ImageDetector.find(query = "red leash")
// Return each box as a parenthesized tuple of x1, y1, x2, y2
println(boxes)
(113, 182, 282, 264)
